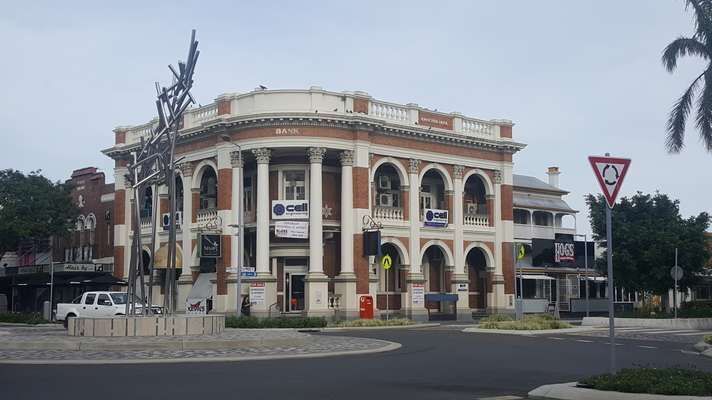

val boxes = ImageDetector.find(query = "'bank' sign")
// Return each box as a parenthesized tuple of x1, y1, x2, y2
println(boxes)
(272, 200, 309, 219)
(424, 208, 448, 227)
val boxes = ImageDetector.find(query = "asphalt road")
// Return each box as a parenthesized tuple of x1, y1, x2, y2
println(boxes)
(1, 327, 710, 400)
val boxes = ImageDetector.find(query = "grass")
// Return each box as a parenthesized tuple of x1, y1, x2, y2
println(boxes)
(225, 316, 327, 329)
(0, 313, 50, 325)
(478, 314, 572, 330)
(330, 318, 415, 328)
(580, 367, 712, 396)
(705, 335, 712, 345)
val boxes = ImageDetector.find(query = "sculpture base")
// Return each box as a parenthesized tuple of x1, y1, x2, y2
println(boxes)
(67, 315, 225, 337)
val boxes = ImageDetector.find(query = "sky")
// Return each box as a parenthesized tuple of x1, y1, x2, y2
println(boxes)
(1, 1, 710, 235)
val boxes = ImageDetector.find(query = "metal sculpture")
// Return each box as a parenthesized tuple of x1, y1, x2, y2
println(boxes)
(124, 30, 200, 316)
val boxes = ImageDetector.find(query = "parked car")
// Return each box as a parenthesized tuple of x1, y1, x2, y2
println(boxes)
(55, 291, 162, 328)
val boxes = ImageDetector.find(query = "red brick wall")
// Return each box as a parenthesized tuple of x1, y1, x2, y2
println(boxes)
(500, 125, 512, 138)
(115, 190, 125, 225)
(353, 234, 370, 294)
(501, 184, 513, 221)
(217, 99, 231, 115)
(191, 192, 199, 223)
(353, 98, 368, 114)
(502, 242, 514, 294)
(217, 235, 230, 295)
(353, 167, 369, 209)
(115, 130, 126, 144)
(114, 246, 124, 278)
(217, 168, 232, 210)
(322, 171, 340, 220)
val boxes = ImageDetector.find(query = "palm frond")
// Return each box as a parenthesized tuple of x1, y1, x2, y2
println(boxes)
(686, 0, 712, 42)
(666, 72, 705, 152)
(697, 70, 712, 151)
(662, 37, 710, 72)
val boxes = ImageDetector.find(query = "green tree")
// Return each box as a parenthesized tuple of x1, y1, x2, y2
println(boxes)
(0, 169, 78, 254)
(662, 0, 712, 153)
(586, 192, 710, 295)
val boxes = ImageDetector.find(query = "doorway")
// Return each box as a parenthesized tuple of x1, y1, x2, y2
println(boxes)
(284, 266, 306, 312)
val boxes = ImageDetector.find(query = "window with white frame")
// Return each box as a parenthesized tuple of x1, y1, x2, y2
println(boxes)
(283, 170, 306, 200)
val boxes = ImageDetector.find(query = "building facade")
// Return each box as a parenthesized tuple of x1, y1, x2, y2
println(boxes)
(104, 87, 525, 320)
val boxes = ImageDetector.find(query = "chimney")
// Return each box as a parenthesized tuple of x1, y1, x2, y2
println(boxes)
(547, 166, 560, 188)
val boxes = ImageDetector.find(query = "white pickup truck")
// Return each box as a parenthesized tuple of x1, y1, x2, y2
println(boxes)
(56, 291, 162, 328)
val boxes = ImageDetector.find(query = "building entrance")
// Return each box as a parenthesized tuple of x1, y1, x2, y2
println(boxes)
(284, 267, 306, 312)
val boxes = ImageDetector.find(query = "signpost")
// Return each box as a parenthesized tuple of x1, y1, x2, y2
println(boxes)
(382, 254, 392, 321)
(670, 248, 683, 320)
(514, 243, 525, 320)
(588, 154, 631, 376)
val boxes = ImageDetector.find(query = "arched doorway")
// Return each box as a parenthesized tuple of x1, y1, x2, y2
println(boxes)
(466, 247, 489, 310)
(378, 242, 405, 314)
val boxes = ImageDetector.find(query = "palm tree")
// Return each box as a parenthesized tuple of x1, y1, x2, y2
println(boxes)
(663, 0, 712, 153)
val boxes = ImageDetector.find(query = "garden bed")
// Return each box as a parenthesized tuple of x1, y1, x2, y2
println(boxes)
(478, 314, 571, 330)
(0, 313, 50, 325)
(579, 368, 712, 397)
(330, 318, 415, 328)
(225, 316, 327, 329)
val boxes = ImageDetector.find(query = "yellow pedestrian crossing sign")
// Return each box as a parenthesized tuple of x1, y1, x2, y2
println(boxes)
(517, 244, 526, 260)
(381, 254, 393, 270)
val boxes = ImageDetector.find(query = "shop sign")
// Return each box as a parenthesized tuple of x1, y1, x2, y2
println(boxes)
(271, 200, 309, 219)
(250, 282, 265, 305)
(200, 234, 221, 258)
(186, 298, 207, 315)
(424, 208, 448, 227)
(457, 283, 468, 292)
(275, 220, 309, 239)
(62, 263, 97, 272)
(412, 283, 425, 305)
(554, 234, 575, 263)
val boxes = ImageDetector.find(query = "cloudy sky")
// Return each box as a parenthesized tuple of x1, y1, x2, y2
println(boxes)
(1, 1, 710, 233)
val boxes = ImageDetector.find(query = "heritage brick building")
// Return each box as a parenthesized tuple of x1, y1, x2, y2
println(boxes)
(103, 87, 525, 319)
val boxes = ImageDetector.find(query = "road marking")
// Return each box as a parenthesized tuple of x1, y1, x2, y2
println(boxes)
(676, 331, 712, 336)
(602, 342, 625, 346)
(680, 350, 700, 356)
(478, 396, 523, 400)
(637, 345, 658, 349)
(638, 329, 699, 335)
(575, 339, 594, 343)
(547, 337, 566, 340)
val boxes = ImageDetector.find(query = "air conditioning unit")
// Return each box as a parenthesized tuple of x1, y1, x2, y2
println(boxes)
(162, 211, 183, 228)
(378, 175, 392, 190)
(379, 193, 394, 207)
(466, 203, 478, 215)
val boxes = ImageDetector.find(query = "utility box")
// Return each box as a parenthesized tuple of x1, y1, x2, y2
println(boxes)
(359, 295, 374, 319)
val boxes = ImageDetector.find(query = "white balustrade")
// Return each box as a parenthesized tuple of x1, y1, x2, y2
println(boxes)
(140, 216, 153, 228)
(192, 104, 218, 123)
(461, 118, 494, 136)
(373, 206, 404, 222)
(464, 214, 489, 227)
(370, 101, 409, 122)
(127, 121, 158, 144)
(196, 207, 218, 225)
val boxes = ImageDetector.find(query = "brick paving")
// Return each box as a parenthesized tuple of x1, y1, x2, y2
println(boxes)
(0, 325, 397, 362)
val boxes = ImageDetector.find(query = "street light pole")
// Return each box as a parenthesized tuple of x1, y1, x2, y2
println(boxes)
(49, 261, 55, 321)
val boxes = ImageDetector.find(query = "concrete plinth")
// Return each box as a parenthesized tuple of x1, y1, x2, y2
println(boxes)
(67, 315, 225, 337)
(305, 273, 330, 317)
(333, 274, 358, 320)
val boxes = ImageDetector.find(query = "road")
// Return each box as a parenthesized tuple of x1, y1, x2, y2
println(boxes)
(1, 326, 710, 400)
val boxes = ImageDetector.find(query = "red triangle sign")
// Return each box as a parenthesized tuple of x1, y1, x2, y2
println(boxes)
(588, 155, 631, 208)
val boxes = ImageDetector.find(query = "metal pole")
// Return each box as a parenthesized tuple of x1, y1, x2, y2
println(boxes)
(236, 148, 243, 317)
(49, 261, 55, 321)
(584, 233, 590, 318)
(513, 244, 520, 320)
(385, 265, 389, 321)
(674, 248, 678, 319)
(605, 205, 616, 375)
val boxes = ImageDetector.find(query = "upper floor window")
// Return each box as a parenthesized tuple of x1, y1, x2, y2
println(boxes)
(514, 209, 530, 225)
(283, 170, 305, 200)
(140, 187, 153, 218)
(200, 168, 218, 209)
(533, 211, 553, 226)
(374, 165, 401, 208)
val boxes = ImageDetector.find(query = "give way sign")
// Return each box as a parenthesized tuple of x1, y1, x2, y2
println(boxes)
(588, 155, 631, 208)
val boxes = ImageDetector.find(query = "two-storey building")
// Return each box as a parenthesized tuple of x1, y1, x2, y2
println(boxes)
(103, 87, 525, 320)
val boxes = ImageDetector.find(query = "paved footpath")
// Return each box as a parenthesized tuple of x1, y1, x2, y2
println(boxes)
(0, 324, 399, 363)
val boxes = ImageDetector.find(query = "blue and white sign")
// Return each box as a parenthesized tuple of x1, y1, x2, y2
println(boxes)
(271, 200, 309, 219)
(424, 208, 448, 227)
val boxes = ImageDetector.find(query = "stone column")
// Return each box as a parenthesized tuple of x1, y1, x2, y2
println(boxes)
(113, 166, 130, 280)
(451, 165, 469, 320)
(179, 163, 193, 283)
(334, 150, 357, 318)
(306, 147, 329, 316)
(229, 150, 244, 312)
(491, 169, 506, 312)
(405, 158, 426, 320)
(250, 148, 275, 317)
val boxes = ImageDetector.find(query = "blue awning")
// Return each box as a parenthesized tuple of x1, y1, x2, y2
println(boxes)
(425, 293, 458, 302)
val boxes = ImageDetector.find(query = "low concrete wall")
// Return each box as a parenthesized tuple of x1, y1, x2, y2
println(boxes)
(582, 316, 712, 330)
(68, 315, 225, 337)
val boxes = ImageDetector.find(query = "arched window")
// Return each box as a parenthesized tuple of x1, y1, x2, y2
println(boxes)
(141, 187, 153, 218)
(175, 176, 184, 212)
(200, 168, 218, 210)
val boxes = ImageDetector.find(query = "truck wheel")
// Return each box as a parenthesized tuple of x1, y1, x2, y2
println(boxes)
(63, 314, 76, 329)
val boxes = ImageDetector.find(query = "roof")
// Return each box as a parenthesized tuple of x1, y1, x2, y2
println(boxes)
(513, 193, 577, 213)
(513, 174, 568, 194)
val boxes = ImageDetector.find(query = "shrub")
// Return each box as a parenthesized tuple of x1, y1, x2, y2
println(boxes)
(479, 314, 514, 323)
(705, 335, 712, 345)
(580, 368, 712, 396)
(478, 314, 571, 330)
(0, 313, 49, 325)
(225, 316, 327, 329)
(331, 318, 414, 327)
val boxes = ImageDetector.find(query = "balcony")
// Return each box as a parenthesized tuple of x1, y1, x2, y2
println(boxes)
(464, 213, 488, 227)
(196, 208, 218, 226)
(373, 206, 404, 223)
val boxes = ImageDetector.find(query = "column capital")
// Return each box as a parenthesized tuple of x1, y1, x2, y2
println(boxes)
(494, 170, 503, 184)
(408, 159, 420, 174)
(338, 150, 354, 166)
(230, 150, 244, 168)
(308, 147, 327, 163)
(252, 148, 271, 164)
(179, 162, 193, 177)
(453, 165, 465, 179)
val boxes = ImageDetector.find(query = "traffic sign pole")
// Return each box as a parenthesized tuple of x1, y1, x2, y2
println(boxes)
(606, 205, 616, 375)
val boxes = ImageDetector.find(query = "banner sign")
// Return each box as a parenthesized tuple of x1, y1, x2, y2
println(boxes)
(200, 234, 221, 258)
(412, 283, 425, 305)
(275, 220, 309, 239)
(272, 200, 309, 219)
(554, 234, 575, 264)
(185, 298, 207, 315)
(250, 282, 265, 305)
(424, 208, 448, 227)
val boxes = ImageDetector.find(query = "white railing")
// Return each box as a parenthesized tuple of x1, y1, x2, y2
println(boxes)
(370, 101, 409, 122)
(127, 121, 158, 144)
(140, 216, 153, 228)
(464, 214, 489, 227)
(461, 117, 494, 136)
(196, 207, 218, 225)
(373, 206, 404, 222)
(192, 104, 218, 123)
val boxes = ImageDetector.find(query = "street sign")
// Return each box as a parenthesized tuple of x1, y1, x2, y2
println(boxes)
(517, 243, 526, 260)
(381, 254, 393, 270)
(670, 265, 684, 281)
(588, 156, 632, 208)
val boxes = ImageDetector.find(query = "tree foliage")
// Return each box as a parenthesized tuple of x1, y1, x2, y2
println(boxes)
(662, 0, 712, 153)
(0, 169, 78, 254)
(587, 192, 710, 295)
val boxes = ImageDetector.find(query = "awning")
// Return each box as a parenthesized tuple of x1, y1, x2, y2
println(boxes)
(584, 276, 607, 281)
(153, 244, 183, 269)
(424, 293, 458, 302)
(520, 274, 555, 280)
(187, 272, 215, 299)
(81, 275, 127, 285)
(513, 193, 577, 213)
